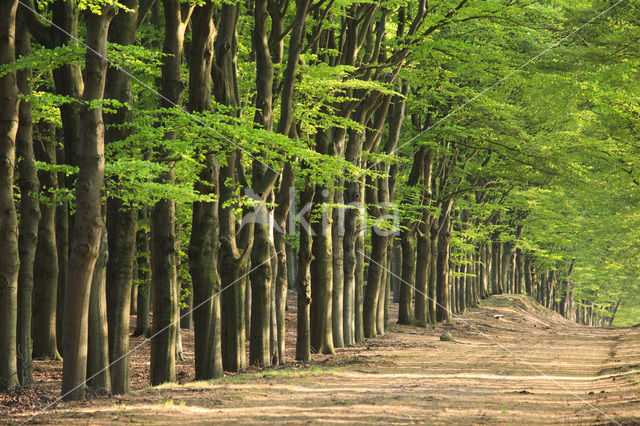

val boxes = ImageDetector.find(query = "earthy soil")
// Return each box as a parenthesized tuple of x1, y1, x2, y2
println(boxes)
(3, 294, 640, 425)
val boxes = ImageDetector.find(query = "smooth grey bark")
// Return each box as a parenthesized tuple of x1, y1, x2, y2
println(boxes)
(150, 195, 178, 385)
(398, 147, 425, 325)
(87, 222, 111, 392)
(399, 233, 416, 325)
(62, 6, 115, 401)
(524, 255, 532, 296)
(364, 174, 385, 338)
(16, 20, 40, 386)
(436, 209, 452, 323)
(104, 0, 139, 395)
(130, 281, 137, 315)
(332, 182, 345, 347)
(32, 123, 60, 361)
(248, 0, 277, 368)
(383, 245, 392, 331)
(0, 0, 20, 391)
(250, 210, 274, 366)
(310, 131, 335, 354)
(295, 182, 315, 361)
(214, 4, 249, 373)
(354, 178, 366, 343)
(188, 0, 222, 380)
(55, 184, 68, 357)
(274, 165, 294, 364)
(134, 209, 151, 338)
(150, 0, 193, 385)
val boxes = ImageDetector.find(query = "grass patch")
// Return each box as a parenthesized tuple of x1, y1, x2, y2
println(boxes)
(213, 366, 339, 385)
(146, 382, 178, 391)
(228, 392, 244, 400)
(143, 365, 341, 393)
(158, 399, 186, 408)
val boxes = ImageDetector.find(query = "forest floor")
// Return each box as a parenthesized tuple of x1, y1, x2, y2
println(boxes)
(3, 294, 640, 425)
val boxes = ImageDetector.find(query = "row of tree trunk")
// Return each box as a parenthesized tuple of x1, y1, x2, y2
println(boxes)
(0, 0, 614, 399)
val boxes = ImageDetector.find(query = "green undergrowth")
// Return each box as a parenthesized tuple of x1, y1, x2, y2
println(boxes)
(216, 365, 339, 384)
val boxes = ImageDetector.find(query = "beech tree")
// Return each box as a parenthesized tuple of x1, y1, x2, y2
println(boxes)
(0, 0, 20, 393)
(61, 1, 116, 401)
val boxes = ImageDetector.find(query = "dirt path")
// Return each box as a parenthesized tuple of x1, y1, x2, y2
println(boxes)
(5, 295, 640, 424)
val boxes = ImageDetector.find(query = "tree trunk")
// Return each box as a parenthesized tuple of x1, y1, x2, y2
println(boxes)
(492, 241, 501, 294)
(248, 0, 277, 368)
(414, 232, 430, 324)
(150, 196, 178, 385)
(130, 281, 137, 315)
(501, 243, 510, 294)
(32, 124, 60, 361)
(482, 244, 491, 298)
(270, 237, 278, 365)
(515, 248, 524, 294)
(150, 0, 192, 385)
(398, 233, 415, 325)
(428, 221, 438, 324)
(364, 219, 386, 338)
(180, 280, 193, 330)
(354, 200, 366, 343)
(134, 209, 151, 338)
(87, 221, 110, 393)
(354, 197, 365, 343)
(332, 183, 345, 347)
(211, 3, 250, 373)
(0, 0, 20, 391)
(383, 246, 392, 331)
(524, 255, 532, 296)
(343, 123, 365, 343)
(46, 0, 83, 360)
(287, 235, 296, 290)
(365, 166, 392, 337)
(398, 148, 425, 325)
(436, 213, 452, 323)
(295, 182, 315, 361)
(250, 218, 273, 366)
(218, 150, 249, 372)
(55, 188, 68, 356)
(310, 131, 335, 354)
(274, 165, 294, 364)
(392, 239, 401, 304)
(187, 0, 222, 380)
(61, 7, 115, 401)
(245, 276, 251, 339)
(105, 200, 137, 393)
(463, 260, 470, 311)
(16, 21, 40, 386)
(175, 301, 184, 361)
(104, 0, 139, 395)
(273, 228, 288, 363)
(340, 187, 358, 342)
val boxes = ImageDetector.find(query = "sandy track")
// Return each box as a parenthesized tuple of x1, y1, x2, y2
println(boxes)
(5, 295, 640, 425)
